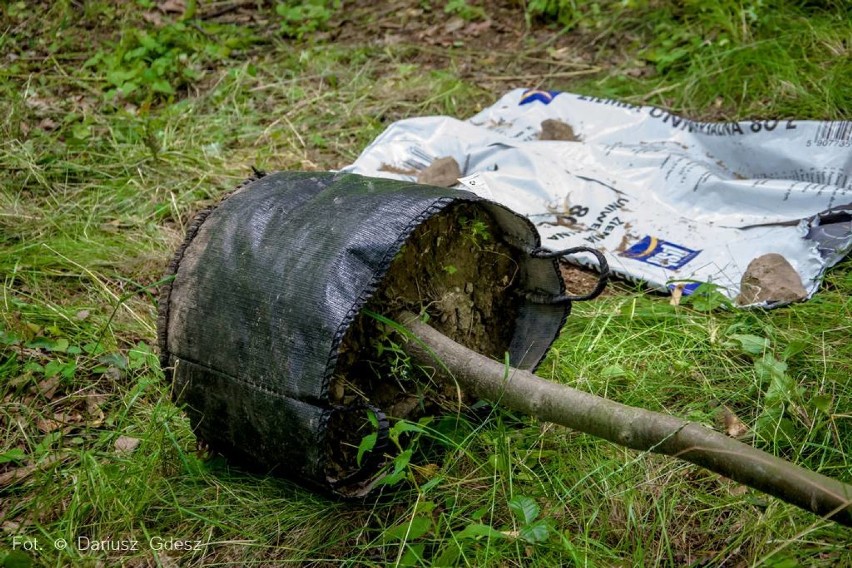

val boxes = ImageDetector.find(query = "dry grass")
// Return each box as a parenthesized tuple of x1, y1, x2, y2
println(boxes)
(1, 1, 850, 566)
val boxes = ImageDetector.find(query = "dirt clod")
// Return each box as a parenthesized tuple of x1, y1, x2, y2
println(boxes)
(416, 156, 462, 187)
(539, 119, 580, 141)
(736, 253, 807, 305)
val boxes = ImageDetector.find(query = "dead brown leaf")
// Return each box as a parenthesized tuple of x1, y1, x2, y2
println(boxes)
(85, 393, 106, 427)
(37, 376, 60, 399)
(69, 94, 95, 113)
(37, 117, 59, 131)
(25, 95, 54, 113)
(158, 0, 186, 14)
(464, 20, 491, 36)
(143, 10, 165, 26)
(0, 454, 63, 488)
(114, 436, 141, 454)
(444, 17, 465, 34)
(36, 416, 63, 433)
(719, 406, 749, 438)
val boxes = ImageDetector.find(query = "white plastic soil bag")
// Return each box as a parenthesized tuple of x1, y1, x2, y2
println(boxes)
(344, 89, 852, 306)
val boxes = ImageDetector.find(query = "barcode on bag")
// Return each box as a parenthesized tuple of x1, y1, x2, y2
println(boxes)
(809, 121, 852, 147)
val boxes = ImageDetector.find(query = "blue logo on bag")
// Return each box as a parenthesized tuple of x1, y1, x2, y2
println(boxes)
(620, 236, 701, 270)
(519, 89, 561, 105)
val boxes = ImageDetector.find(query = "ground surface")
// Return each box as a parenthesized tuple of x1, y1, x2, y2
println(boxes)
(1, 0, 851, 566)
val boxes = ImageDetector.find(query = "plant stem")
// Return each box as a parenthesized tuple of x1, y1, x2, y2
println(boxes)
(398, 312, 852, 527)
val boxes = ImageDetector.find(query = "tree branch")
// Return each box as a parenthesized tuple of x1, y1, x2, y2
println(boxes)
(398, 312, 852, 527)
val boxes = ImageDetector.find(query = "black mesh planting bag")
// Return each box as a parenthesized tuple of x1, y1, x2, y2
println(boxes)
(157, 171, 606, 496)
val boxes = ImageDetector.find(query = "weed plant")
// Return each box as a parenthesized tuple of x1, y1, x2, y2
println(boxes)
(1, 1, 850, 566)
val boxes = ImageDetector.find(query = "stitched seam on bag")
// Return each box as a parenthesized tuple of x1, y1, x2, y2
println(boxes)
(319, 194, 478, 400)
(157, 208, 213, 378)
(157, 172, 268, 380)
(173, 355, 306, 400)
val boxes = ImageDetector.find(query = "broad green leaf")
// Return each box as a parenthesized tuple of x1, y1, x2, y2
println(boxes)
(376, 449, 413, 487)
(601, 364, 627, 378)
(0, 329, 20, 345)
(151, 79, 175, 95)
(765, 367, 796, 406)
(399, 543, 425, 567)
(83, 52, 102, 67)
(60, 361, 76, 380)
(0, 448, 26, 464)
(382, 516, 432, 542)
(508, 495, 540, 525)
(98, 352, 127, 370)
(414, 500, 436, 515)
(811, 394, 832, 414)
(432, 543, 461, 567)
(471, 506, 488, 521)
(125, 46, 149, 60)
(356, 432, 377, 467)
(392, 449, 412, 473)
(755, 408, 797, 444)
(755, 354, 788, 392)
(23, 361, 44, 374)
(366, 409, 379, 428)
(71, 123, 90, 141)
(455, 522, 506, 540)
(376, 468, 407, 487)
(782, 339, 808, 361)
(728, 334, 769, 355)
(3, 550, 33, 568)
(419, 475, 443, 493)
(25, 337, 55, 349)
(106, 68, 138, 86)
(119, 81, 139, 96)
(128, 342, 156, 369)
(43, 359, 65, 378)
(390, 420, 426, 436)
(683, 283, 732, 311)
(137, 33, 162, 52)
(765, 555, 800, 568)
(519, 519, 553, 543)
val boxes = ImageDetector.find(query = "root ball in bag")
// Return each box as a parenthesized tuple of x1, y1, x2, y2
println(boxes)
(158, 171, 585, 496)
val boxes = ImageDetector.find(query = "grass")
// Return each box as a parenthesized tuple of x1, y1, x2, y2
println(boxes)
(1, 0, 850, 566)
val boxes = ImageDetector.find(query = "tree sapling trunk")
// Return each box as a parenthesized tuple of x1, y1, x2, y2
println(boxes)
(398, 311, 852, 528)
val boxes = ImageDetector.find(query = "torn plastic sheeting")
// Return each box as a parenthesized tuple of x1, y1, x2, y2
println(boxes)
(343, 89, 852, 306)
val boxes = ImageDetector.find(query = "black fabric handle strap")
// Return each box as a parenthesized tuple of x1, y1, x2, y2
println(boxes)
(528, 246, 610, 303)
